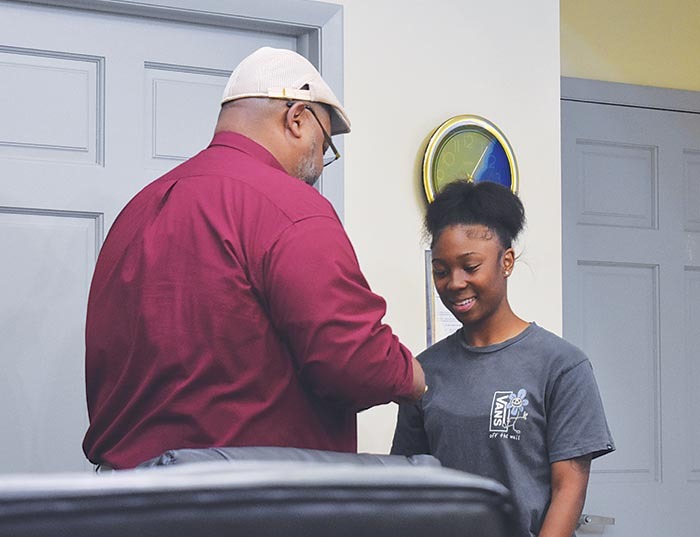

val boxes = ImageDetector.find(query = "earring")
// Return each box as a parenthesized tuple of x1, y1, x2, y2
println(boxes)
(504, 270, 511, 277)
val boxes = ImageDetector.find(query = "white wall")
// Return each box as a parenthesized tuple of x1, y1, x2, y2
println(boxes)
(329, 0, 562, 453)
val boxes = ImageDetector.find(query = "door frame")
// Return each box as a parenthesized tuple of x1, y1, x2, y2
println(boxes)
(561, 76, 700, 115)
(6, 0, 347, 218)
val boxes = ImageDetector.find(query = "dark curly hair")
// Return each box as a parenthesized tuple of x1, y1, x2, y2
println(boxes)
(425, 180, 525, 249)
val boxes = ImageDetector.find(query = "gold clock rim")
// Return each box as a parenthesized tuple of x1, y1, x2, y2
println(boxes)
(422, 114, 519, 203)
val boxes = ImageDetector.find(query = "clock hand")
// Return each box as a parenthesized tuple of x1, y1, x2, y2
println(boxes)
(469, 143, 491, 180)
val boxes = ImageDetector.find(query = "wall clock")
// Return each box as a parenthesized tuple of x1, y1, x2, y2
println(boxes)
(422, 114, 518, 202)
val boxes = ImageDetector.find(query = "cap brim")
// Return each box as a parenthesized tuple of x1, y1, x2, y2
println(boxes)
(329, 107, 351, 136)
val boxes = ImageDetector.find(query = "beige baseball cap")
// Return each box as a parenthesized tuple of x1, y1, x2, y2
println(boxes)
(221, 47, 351, 136)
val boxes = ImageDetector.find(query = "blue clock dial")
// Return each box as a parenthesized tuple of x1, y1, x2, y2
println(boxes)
(471, 136, 512, 189)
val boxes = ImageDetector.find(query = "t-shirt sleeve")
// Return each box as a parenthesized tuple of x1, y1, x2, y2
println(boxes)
(391, 401, 429, 456)
(262, 215, 415, 408)
(547, 360, 616, 463)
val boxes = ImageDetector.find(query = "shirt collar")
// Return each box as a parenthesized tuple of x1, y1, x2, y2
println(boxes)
(208, 131, 287, 173)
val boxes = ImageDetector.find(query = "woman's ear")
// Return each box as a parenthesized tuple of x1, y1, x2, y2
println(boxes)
(502, 247, 515, 277)
(284, 101, 307, 139)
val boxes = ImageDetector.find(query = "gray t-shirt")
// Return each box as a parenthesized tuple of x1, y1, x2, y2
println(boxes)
(391, 323, 615, 537)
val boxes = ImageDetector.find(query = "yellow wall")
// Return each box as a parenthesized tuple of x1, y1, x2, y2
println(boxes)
(561, 0, 700, 91)
(331, 0, 562, 453)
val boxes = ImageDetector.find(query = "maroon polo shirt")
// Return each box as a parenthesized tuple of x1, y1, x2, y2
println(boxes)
(82, 131, 415, 469)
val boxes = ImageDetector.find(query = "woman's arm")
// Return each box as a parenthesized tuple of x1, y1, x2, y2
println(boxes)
(538, 454, 591, 537)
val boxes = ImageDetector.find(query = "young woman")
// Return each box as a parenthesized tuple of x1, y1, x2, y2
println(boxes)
(391, 180, 614, 537)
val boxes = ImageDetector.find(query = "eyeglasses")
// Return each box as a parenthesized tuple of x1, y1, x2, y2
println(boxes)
(286, 101, 341, 167)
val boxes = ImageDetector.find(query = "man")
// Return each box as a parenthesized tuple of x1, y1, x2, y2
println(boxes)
(83, 47, 426, 469)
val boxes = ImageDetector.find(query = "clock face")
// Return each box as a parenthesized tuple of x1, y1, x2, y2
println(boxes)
(423, 115, 518, 202)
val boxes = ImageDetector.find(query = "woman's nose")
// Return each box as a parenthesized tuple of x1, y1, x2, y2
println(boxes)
(446, 270, 467, 290)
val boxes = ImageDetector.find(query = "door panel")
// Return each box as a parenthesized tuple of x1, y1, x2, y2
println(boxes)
(687, 268, 700, 483)
(562, 96, 700, 535)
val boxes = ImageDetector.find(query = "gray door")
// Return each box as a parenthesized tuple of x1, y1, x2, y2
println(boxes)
(0, 0, 343, 474)
(562, 79, 700, 536)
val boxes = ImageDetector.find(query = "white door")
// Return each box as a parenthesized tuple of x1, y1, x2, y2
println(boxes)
(0, 0, 343, 474)
(562, 80, 700, 536)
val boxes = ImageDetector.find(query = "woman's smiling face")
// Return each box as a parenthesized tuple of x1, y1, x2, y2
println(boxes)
(431, 224, 514, 330)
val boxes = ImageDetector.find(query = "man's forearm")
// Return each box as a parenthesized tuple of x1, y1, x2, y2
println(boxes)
(395, 357, 426, 403)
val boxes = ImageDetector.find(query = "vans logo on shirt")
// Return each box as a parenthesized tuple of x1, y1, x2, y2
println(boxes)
(489, 389, 529, 439)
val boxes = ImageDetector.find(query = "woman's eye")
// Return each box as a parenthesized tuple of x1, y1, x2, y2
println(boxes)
(433, 269, 448, 278)
(464, 265, 479, 273)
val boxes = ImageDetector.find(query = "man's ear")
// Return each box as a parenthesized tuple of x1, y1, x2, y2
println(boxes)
(285, 101, 307, 139)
